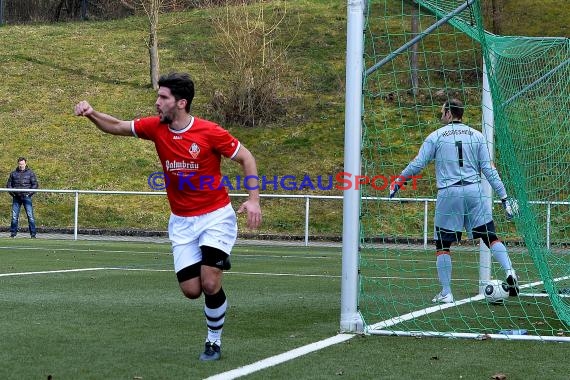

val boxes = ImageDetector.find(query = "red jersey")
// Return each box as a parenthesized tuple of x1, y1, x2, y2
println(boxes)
(132, 116, 240, 217)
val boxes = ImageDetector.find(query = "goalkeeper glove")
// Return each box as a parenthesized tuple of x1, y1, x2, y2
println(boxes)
(389, 183, 400, 199)
(501, 197, 519, 221)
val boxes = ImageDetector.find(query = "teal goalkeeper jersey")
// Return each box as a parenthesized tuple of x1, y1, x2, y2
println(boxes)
(399, 121, 507, 199)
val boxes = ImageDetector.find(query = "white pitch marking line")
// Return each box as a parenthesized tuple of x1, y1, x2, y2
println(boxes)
(229, 271, 340, 278)
(0, 267, 109, 277)
(0, 267, 469, 281)
(0, 267, 174, 277)
(203, 333, 355, 380)
(0, 267, 176, 277)
(0, 245, 171, 255)
(0, 267, 341, 279)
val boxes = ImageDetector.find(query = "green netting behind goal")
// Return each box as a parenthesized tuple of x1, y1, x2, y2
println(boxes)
(359, 0, 570, 340)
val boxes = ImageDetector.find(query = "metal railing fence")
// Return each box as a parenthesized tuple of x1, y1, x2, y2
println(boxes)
(0, 188, 567, 247)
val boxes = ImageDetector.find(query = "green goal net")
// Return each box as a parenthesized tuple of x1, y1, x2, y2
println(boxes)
(358, 0, 570, 340)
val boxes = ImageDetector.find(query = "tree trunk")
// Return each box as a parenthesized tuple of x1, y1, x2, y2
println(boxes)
(149, 0, 160, 89)
(53, 0, 65, 21)
(491, 0, 502, 35)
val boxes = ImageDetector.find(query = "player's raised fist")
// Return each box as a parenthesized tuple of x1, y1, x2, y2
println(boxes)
(74, 101, 94, 117)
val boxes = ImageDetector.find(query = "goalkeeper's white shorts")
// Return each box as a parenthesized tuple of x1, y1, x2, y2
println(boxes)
(168, 203, 237, 273)
(434, 183, 492, 240)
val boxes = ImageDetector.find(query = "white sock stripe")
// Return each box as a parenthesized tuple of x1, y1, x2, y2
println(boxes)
(206, 313, 226, 324)
(207, 320, 225, 329)
(204, 300, 228, 319)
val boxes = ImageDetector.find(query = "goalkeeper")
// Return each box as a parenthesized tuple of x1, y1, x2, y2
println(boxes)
(389, 98, 519, 303)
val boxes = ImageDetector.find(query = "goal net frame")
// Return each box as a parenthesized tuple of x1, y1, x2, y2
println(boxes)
(340, 0, 570, 342)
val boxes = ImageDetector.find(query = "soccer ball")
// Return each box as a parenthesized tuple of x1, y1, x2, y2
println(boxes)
(484, 279, 510, 303)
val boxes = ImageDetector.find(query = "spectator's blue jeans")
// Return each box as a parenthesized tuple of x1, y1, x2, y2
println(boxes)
(10, 196, 36, 236)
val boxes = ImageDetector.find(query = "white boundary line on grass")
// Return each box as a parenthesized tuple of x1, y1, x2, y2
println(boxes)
(203, 333, 355, 380)
(0, 267, 341, 279)
(0, 267, 109, 277)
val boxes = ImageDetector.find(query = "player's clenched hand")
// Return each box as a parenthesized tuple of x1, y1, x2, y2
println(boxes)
(237, 199, 262, 229)
(74, 101, 94, 117)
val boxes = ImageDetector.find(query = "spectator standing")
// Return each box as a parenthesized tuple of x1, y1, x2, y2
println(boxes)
(7, 157, 38, 238)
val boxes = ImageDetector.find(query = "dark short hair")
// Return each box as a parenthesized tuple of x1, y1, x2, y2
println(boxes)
(158, 72, 195, 112)
(444, 98, 464, 120)
(17, 157, 26, 163)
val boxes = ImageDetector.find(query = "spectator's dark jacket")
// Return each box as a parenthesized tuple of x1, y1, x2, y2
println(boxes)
(7, 167, 39, 198)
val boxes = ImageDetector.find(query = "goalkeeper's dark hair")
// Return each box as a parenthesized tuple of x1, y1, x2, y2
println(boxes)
(158, 72, 195, 112)
(444, 98, 464, 120)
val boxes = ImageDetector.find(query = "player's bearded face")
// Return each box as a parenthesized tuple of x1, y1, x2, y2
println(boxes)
(156, 87, 176, 124)
(159, 108, 174, 124)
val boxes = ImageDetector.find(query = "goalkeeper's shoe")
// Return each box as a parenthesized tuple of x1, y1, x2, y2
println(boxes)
(199, 341, 221, 361)
(506, 274, 520, 297)
(432, 291, 454, 304)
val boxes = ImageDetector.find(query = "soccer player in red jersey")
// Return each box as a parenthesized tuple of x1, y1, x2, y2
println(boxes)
(74, 72, 261, 361)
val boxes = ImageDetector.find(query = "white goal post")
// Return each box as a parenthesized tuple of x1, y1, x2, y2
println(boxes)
(341, 0, 498, 334)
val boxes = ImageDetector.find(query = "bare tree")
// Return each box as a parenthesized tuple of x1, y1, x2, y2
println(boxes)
(490, 0, 502, 35)
(121, 0, 186, 88)
(481, 0, 503, 35)
(206, 0, 298, 126)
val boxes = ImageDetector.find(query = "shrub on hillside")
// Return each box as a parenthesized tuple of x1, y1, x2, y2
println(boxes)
(205, 0, 294, 127)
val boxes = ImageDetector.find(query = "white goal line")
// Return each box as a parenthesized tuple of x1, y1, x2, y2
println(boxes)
(204, 334, 355, 380)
